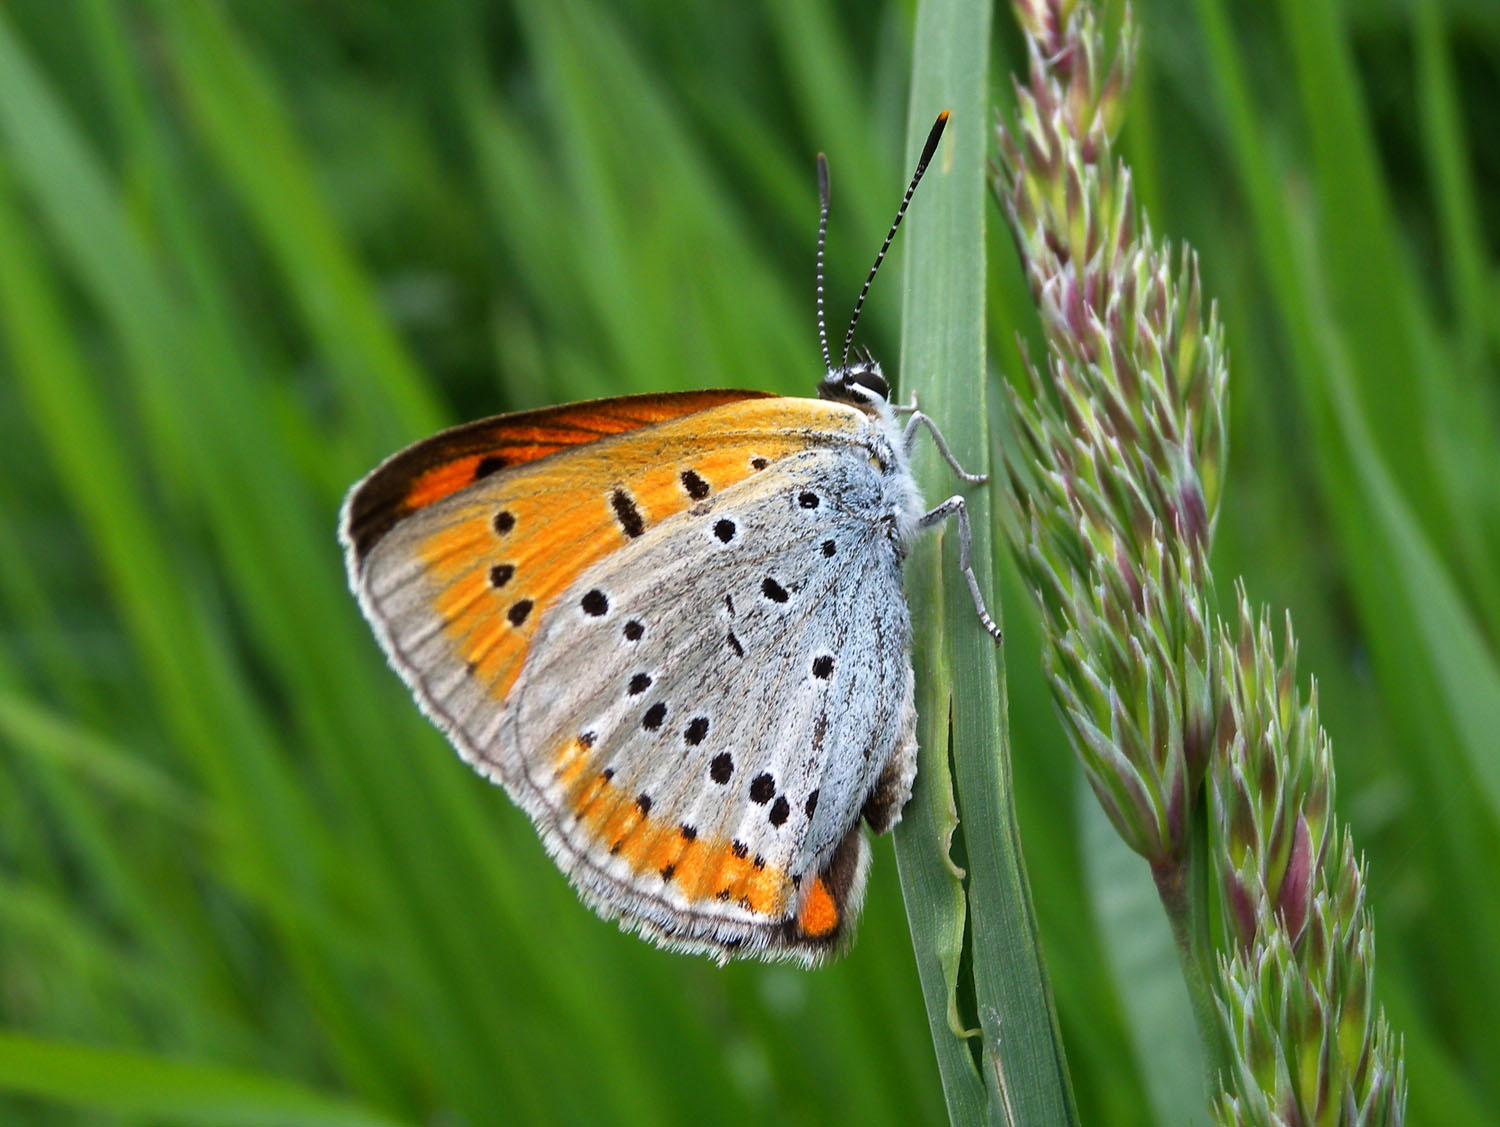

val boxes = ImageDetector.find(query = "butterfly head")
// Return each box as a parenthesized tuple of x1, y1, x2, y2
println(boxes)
(817, 349, 890, 409)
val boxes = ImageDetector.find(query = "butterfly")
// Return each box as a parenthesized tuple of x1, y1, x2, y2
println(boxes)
(339, 111, 999, 965)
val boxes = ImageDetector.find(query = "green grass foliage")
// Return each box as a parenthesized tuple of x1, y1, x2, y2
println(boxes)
(0, 1, 1494, 1123)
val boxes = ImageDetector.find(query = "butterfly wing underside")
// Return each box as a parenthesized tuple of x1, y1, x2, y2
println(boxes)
(342, 392, 917, 963)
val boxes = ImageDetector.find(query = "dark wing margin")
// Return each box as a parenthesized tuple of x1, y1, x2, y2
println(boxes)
(341, 390, 771, 569)
(778, 822, 869, 959)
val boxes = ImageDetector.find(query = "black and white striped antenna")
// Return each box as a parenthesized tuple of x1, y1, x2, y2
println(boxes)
(815, 152, 834, 373)
(834, 110, 949, 369)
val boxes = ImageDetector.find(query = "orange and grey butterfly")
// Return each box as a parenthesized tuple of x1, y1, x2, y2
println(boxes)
(342, 394, 915, 961)
(340, 111, 999, 963)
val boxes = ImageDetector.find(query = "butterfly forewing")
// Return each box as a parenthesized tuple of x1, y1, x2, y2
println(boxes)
(347, 395, 862, 714)
(342, 390, 772, 566)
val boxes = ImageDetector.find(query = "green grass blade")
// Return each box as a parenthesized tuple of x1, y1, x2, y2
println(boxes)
(0, 693, 202, 825)
(0, 1031, 409, 1127)
(894, 0, 1075, 1122)
(148, 0, 444, 451)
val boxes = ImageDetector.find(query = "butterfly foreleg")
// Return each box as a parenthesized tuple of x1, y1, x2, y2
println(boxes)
(917, 497, 1003, 641)
(902, 411, 987, 485)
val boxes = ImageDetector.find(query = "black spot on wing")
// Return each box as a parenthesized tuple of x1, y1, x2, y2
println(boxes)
(610, 489, 645, 538)
(679, 469, 710, 500)
(768, 796, 790, 827)
(474, 456, 507, 480)
(761, 577, 788, 603)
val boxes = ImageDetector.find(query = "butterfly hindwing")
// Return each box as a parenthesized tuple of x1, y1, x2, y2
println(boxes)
(499, 446, 915, 962)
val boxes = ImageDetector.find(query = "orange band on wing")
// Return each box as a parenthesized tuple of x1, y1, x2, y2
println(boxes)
(556, 742, 791, 918)
(345, 390, 774, 565)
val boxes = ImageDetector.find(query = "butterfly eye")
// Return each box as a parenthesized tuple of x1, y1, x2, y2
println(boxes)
(815, 361, 890, 406)
(847, 364, 889, 400)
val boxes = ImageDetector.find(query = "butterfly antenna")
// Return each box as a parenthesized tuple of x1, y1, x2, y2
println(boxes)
(839, 110, 949, 368)
(816, 152, 833, 374)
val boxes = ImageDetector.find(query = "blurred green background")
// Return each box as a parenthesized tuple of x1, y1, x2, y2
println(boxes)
(0, 0, 1495, 1123)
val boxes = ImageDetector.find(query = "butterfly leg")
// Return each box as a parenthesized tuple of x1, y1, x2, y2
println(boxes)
(918, 497, 1003, 641)
(903, 412, 988, 485)
(890, 391, 920, 417)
